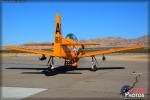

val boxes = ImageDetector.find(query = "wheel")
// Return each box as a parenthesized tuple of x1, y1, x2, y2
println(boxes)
(91, 65, 97, 71)
(47, 67, 52, 71)
(47, 64, 54, 71)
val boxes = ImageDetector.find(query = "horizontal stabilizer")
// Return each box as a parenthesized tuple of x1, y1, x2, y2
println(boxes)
(24, 43, 54, 46)
(61, 43, 100, 45)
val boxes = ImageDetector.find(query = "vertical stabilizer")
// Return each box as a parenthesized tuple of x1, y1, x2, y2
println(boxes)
(54, 14, 62, 56)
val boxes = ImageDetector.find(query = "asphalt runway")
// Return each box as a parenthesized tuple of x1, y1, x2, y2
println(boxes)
(1, 53, 149, 100)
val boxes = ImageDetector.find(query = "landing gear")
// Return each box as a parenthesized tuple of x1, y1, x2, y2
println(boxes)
(47, 56, 55, 71)
(91, 64, 97, 71)
(91, 56, 98, 71)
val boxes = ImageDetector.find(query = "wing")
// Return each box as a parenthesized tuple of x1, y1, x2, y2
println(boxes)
(24, 43, 54, 46)
(78, 45, 144, 58)
(61, 43, 100, 45)
(5, 46, 54, 56)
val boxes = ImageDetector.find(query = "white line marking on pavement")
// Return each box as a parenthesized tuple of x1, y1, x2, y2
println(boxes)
(1, 87, 47, 100)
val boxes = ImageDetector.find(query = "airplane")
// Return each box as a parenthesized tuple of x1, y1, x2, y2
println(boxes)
(5, 14, 144, 72)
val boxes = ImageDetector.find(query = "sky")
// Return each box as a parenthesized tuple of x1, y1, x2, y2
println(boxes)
(2, 1, 148, 46)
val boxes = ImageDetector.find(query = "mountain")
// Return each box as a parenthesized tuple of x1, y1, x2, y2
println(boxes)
(79, 35, 149, 48)
(2, 35, 149, 50)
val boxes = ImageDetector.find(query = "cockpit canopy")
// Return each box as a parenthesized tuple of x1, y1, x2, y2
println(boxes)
(65, 33, 78, 41)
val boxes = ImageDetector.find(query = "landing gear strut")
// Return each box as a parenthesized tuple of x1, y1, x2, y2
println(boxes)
(91, 56, 98, 71)
(47, 56, 54, 71)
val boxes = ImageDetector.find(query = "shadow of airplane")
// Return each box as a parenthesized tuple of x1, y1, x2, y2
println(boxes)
(6, 66, 125, 76)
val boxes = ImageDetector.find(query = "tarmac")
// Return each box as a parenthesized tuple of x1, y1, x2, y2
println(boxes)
(1, 53, 149, 100)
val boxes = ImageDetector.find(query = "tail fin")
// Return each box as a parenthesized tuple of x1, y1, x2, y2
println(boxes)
(54, 14, 62, 56)
(55, 14, 62, 35)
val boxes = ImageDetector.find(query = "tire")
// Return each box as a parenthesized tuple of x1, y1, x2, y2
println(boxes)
(91, 65, 97, 71)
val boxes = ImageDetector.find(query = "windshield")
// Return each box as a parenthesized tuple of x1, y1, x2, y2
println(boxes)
(65, 33, 78, 41)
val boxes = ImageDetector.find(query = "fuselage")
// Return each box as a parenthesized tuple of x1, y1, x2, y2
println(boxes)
(60, 33, 81, 59)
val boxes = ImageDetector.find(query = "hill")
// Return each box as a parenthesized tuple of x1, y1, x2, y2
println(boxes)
(79, 35, 149, 48)
(1, 35, 149, 50)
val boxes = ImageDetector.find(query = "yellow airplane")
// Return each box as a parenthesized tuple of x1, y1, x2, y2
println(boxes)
(5, 14, 144, 71)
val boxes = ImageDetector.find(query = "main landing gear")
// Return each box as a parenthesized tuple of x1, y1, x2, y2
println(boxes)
(47, 56, 55, 71)
(91, 56, 98, 71)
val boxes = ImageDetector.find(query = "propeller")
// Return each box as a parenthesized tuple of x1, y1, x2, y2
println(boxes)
(77, 48, 85, 55)
(81, 45, 84, 49)
(77, 44, 85, 55)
